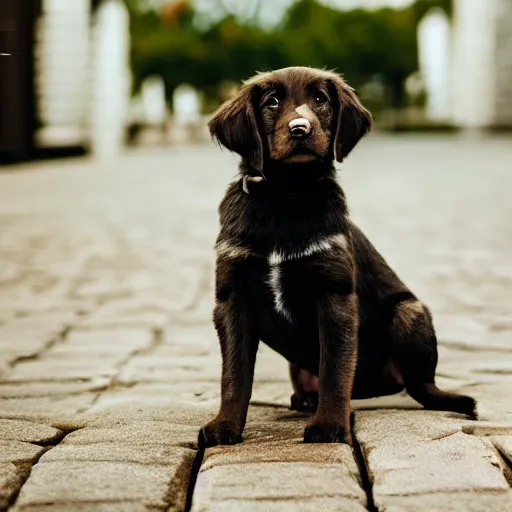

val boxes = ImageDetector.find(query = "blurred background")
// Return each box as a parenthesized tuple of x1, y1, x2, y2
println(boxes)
(1, 0, 511, 163)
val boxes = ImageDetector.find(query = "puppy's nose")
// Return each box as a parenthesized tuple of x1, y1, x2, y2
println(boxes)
(289, 118, 312, 139)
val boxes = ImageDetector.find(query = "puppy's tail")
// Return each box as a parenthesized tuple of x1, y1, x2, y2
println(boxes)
(405, 382, 477, 419)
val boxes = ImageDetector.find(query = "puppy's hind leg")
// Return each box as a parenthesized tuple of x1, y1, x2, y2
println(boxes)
(289, 363, 318, 413)
(389, 299, 477, 419)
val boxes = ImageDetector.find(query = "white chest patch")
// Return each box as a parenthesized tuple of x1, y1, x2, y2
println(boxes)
(267, 233, 348, 321)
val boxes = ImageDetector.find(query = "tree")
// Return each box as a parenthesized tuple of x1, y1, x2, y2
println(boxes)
(126, 0, 437, 110)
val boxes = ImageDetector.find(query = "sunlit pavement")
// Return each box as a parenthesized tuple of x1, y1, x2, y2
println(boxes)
(1, 134, 511, 510)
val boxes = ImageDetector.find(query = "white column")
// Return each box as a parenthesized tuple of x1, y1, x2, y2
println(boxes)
(451, 0, 496, 128)
(417, 8, 452, 121)
(35, 0, 91, 146)
(90, 0, 130, 160)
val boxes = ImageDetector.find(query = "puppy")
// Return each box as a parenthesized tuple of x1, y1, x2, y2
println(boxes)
(200, 67, 476, 447)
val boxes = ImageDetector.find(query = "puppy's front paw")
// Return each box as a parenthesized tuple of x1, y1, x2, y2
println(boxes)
(304, 423, 352, 445)
(199, 420, 243, 448)
(290, 392, 318, 413)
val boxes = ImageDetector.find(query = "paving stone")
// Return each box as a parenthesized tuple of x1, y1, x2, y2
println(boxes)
(72, 278, 133, 300)
(62, 423, 200, 448)
(174, 297, 216, 327)
(192, 463, 367, 511)
(93, 381, 220, 407)
(0, 462, 30, 510)
(13, 503, 155, 512)
(491, 435, 512, 465)
(0, 379, 109, 398)
(5, 329, 153, 382)
(437, 346, 512, 383)
(162, 326, 217, 350)
(0, 419, 62, 444)
(0, 313, 77, 368)
(0, 440, 45, 463)
(352, 392, 421, 412)
(242, 409, 313, 444)
(203, 441, 358, 469)
(7, 359, 119, 381)
(250, 382, 290, 406)
(379, 492, 512, 511)
(436, 314, 512, 352)
(192, 497, 366, 512)
(481, 312, 512, 332)
(65, 328, 153, 350)
(472, 360, 512, 375)
(118, 355, 221, 383)
(0, 362, 11, 380)
(463, 423, 512, 436)
(40, 442, 193, 466)
(153, 343, 213, 358)
(0, 330, 49, 365)
(79, 312, 169, 329)
(0, 299, 95, 320)
(435, 373, 481, 390)
(0, 394, 97, 423)
(47, 345, 138, 359)
(76, 400, 214, 427)
(78, 299, 171, 329)
(252, 345, 291, 383)
(13, 461, 174, 508)
(455, 382, 512, 422)
(354, 410, 510, 505)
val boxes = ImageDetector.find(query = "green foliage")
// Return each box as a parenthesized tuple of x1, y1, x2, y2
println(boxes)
(278, 1, 418, 105)
(412, 0, 452, 22)
(127, 0, 449, 110)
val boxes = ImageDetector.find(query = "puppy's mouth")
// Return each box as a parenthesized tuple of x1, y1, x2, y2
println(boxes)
(283, 144, 322, 163)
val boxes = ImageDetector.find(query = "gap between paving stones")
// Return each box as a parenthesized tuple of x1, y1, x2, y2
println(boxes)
(490, 440, 512, 486)
(83, 327, 165, 412)
(183, 445, 206, 512)
(5, 427, 76, 511)
(173, 263, 214, 319)
(6, 326, 72, 372)
(350, 413, 377, 512)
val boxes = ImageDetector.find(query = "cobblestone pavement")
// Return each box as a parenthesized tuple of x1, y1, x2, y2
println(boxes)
(1, 134, 512, 511)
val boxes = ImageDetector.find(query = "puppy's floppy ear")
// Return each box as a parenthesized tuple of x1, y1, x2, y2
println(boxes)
(329, 76, 373, 163)
(208, 84, 264, 171)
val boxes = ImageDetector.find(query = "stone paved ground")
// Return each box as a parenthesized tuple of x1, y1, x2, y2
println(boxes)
(0, 134, 511, 511)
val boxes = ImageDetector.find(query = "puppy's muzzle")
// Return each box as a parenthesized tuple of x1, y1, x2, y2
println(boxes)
(289, 118, 312, 139)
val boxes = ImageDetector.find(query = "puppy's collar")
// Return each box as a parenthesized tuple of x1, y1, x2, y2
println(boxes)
(242, 174, 331, 195)
(242, 175, 265, 194)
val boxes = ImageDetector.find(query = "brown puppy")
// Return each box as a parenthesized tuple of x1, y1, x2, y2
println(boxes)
(200, 67, 476, 447)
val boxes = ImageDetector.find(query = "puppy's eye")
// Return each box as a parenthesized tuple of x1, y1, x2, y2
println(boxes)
(315, 92, 329, 104)
(263, 96, 280, 109)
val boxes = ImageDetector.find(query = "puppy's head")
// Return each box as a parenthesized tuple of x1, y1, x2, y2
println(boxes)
(209, 67, 373, 172)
